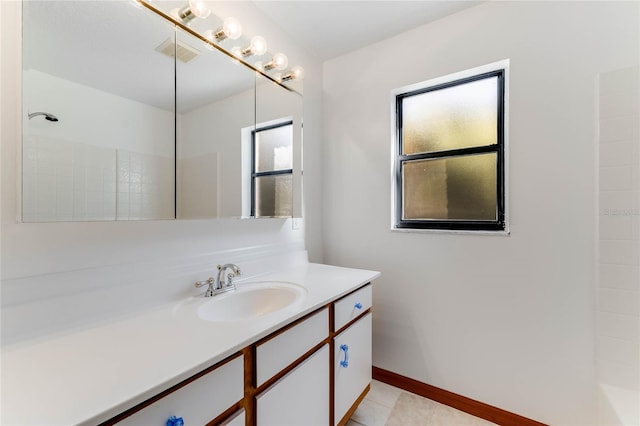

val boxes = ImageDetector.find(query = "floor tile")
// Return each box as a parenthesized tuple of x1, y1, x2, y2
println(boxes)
(350, 398, 393, 426)
(351, 381, 497, 426)
(366, 380, 402, 408)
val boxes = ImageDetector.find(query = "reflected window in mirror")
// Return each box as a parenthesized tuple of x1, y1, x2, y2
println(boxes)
(251, 121, 293, 218)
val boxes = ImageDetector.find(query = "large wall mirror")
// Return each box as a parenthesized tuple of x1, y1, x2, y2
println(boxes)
(21, 0, 303, 222)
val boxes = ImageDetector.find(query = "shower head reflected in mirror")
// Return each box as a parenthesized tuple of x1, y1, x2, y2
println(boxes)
(28, 112, 59, 122)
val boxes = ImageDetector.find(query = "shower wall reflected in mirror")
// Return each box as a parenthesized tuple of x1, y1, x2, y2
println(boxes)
(22, 0, 176, 222)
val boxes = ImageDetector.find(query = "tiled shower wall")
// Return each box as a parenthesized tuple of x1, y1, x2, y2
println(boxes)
(597, 67, 640, 390)
(22, 136, 173, 221)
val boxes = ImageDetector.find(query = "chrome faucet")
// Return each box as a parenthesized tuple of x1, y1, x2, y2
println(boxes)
(194, 264, 242, 297)
(216, 264, 241, 293)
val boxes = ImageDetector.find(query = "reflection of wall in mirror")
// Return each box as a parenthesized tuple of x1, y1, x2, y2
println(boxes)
(22, 70, 174, 221)
(256, 80, 303, 219)
(178, 87, 254, 219)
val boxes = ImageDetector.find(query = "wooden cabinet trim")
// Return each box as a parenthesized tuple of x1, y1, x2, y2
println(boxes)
(206, 403, 245, 426)
(334, 308, 372, 336)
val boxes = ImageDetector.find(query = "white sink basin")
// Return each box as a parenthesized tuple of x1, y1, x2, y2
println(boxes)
(196, 281, 307, 322)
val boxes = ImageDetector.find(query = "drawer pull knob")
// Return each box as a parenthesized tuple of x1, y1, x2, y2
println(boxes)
(166, 416, 184, 426)
(339, 344, 349, 368)
(354, 302, 363, 310)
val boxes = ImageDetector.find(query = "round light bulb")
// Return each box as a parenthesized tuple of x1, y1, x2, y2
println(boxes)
(272, 53, 288, 70)
(223, 17, 242, 40)
(250, 36, 268, 56)
(189, 0, 210, 18)
(291, 65, 304, 80)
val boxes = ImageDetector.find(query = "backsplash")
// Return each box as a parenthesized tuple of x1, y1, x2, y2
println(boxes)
(1, 241, 307, 345)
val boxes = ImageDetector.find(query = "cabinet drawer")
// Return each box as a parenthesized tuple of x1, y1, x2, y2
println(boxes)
(334, 312, 372, 425)
(334, 284, 372, 331)
(256, 307, 329, 387)
(256, 344, 329, 426)
(116, 355, 244, 426)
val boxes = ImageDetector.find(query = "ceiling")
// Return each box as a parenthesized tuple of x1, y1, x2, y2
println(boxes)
(251, 1, 482, 61)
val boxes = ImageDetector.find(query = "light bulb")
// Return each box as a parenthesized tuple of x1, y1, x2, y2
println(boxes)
(281, 66, 304, 82)
(230, 46, 242, 58)
(291, 66, 304, 79)
(241, 36, 267, 57)
(189, 0, 210, 18)
(177, 0, 210, 24)
(264, 53, 288, 71)
(223, 17, 242, 40)
(250, 36, 268, 56)
(211, 17, 242, 42)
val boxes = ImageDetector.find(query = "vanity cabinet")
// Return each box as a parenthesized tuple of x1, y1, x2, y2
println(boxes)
(104, 284, 372, 426)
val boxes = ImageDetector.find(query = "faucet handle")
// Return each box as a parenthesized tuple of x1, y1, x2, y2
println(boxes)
(195, 277, 215, 288)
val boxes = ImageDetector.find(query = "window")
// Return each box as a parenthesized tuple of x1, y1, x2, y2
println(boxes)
(251, 121, 293, 218)
(393, 64, 507, 232)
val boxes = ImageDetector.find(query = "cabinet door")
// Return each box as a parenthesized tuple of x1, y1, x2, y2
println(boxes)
(334, 312, 372, 425)
(256, 344, 329, 426)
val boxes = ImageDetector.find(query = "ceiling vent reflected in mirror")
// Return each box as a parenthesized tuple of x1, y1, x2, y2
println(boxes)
(155, 38, 201, 63)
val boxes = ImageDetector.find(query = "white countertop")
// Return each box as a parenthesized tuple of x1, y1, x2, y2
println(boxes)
(1, 263, 379, 426)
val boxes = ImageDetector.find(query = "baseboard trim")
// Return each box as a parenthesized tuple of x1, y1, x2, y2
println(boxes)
(372, 367, 547, 426)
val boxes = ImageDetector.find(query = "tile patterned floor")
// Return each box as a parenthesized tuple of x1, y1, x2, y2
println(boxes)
(348, 380, 497, 426)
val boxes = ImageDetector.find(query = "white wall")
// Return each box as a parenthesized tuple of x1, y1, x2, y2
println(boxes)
(597, 66, 640, 424)
(0, 0, 324, 341)
(322, 2, 638, 425)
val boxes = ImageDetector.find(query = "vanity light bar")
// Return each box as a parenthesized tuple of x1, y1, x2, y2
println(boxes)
(136, 0, 304, 87)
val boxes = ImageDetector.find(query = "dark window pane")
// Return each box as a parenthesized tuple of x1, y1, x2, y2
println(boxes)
(255, 174, 292, 218)
(402, 153, 497, 221)
(402, 77, 498, 155)
(255, 125, 293, 172)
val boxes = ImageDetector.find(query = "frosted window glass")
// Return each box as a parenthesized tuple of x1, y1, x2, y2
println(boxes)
(255, 125, 293, 172)
(402, 153, 497, 221)
(402, 77, 498, 155)
(255, 175, 292, 218)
